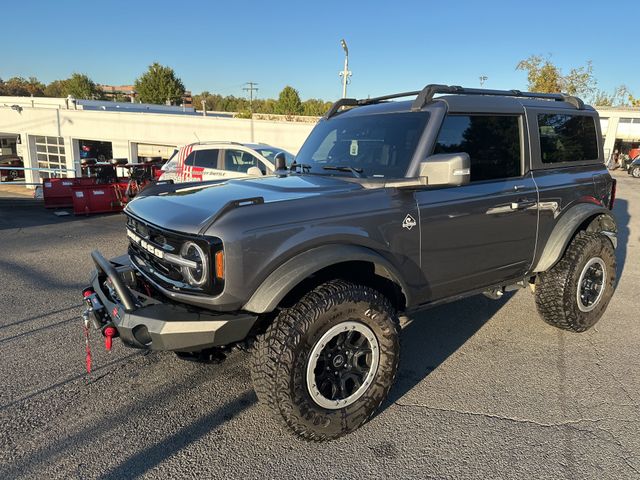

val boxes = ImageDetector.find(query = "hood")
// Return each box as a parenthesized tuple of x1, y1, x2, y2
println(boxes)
(125, 174, 362, 234)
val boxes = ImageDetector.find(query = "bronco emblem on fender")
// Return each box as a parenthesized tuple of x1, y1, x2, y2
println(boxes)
(402, 214, 417, 230)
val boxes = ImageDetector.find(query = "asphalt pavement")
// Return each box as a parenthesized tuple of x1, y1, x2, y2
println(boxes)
(0, 171, 638, 479)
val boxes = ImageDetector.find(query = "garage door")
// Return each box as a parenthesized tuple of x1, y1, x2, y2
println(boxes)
(35, 136, 67, 178)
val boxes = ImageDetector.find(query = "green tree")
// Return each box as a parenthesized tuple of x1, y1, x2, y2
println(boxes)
(303, 98, 332, 116)
(44, 79, 67, 97)
(0, 76, 45, 96)
(276, 86, 303, 115)
(134, 63, 185, 105)
(64, 73, 103, 99)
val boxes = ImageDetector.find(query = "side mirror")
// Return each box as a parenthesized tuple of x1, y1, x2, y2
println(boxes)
(274, 152, 287, 171)
(419, 153, 470, 186)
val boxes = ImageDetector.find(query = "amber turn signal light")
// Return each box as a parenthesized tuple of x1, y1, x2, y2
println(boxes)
(215, 250, 224, 279)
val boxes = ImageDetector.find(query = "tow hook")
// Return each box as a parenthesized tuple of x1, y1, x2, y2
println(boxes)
(102, 324, 119, 352)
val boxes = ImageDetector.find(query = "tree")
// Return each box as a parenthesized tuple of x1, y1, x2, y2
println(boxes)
(592, 90, 613, 106)
(134, 63, 185, 105)
(276, 86, 303, 116)
(516, 55, 600, 100)
(0, 76, 45, 96)
(44, 80, 67, 97)
(303, 98, 332, 116)
(516, 55, 563, 93)
(64, 73, 103, 99)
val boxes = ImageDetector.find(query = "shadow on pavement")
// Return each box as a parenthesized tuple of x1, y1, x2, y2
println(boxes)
(0, 201, 124, 231)
(612, 198, 630, 280)
(99, 391, 257, 480)
(0, 353, 254, 480)
(386, 292, 513, 407)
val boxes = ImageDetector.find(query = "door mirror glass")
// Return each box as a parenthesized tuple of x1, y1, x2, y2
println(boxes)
(419, 153, 470, 186)
(273, 151, 287, 171)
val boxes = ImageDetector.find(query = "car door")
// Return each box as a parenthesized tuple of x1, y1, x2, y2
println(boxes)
(220, 149, 263, 178)
(414, 113, 539, 302)
(189, 148, 221, 181)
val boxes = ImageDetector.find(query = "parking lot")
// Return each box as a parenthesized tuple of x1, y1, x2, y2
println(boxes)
(0, 171, 638, 479)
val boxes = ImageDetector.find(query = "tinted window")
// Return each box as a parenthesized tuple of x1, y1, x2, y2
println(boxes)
(296, 112, 429, 178)
(538, 114, 598, 163)
(193, 149, 219, 169)
(433, 115, 521, 182)
(225, 150, 260, 173)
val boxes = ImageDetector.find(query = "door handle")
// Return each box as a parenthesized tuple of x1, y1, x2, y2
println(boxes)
(511, 199, 537, 210)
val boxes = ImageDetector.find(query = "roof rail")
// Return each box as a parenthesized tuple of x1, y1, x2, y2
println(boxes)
(323, 84, 584, 119)
(191, 140, 244, 146)
(410, 84, 584, 111)
(324, 91, 421, 119)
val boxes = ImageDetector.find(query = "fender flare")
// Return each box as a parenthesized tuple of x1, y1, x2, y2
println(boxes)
(532, 204, 617, 273)
(242, 244, 411, 314)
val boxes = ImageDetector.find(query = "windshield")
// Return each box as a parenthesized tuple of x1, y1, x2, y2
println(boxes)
(255, 148, 295, 166)
(296, 111, 429, 178)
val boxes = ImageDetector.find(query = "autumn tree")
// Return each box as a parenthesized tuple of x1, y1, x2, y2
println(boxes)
(0, 76, 45, 96)
(134, 63, 185, 105)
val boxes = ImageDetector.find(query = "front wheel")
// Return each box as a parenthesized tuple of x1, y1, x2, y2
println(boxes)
(251, 280, 400, 441)
(535, 232, 616, 332)
(631, 166, 640, 178)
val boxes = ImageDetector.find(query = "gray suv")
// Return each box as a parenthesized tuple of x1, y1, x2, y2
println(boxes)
(83, 85, 617, 441)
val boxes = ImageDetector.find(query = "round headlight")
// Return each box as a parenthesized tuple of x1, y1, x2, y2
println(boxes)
(180, 241, 208, 287)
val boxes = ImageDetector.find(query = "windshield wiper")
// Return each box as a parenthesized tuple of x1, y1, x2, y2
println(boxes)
(321, 165, 365, 178)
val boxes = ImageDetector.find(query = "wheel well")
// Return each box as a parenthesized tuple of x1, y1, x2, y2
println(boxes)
(278, 260, 407, 312)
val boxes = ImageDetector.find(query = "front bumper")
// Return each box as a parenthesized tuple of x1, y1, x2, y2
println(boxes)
(85, 251, 258, 352)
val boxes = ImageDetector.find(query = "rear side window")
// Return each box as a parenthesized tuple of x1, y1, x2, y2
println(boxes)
(433, 115, 522, 182)
(193, 149, 220, 169)
(538, 114, 598, 163)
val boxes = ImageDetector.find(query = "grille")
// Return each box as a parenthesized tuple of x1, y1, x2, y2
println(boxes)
(125, 215, 218, 293)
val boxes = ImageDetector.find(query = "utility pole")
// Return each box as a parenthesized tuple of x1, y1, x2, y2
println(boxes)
(243, 82, 259, 112)
(339, 39, 352, 98)
(479, 75, 488, 87)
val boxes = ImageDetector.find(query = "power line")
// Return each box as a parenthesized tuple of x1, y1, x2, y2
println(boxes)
(243, 82, 259, 112)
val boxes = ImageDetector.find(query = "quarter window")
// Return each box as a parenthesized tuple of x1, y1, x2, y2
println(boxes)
(538, 114, 598, 163)
(433, 115, 522, 182)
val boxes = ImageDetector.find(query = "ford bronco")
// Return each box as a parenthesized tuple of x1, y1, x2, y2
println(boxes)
(83, 85, 617, 441)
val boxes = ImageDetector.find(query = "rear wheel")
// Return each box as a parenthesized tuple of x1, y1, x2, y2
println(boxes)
(631, 166, 640, 178)
(535, 232, 616, 332)
(251, 280, 400, 441)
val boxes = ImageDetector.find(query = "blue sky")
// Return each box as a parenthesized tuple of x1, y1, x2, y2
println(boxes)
(2, 0, 638, 101)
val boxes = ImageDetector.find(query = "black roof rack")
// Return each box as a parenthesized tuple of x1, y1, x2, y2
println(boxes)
(324, 84, 584, 119)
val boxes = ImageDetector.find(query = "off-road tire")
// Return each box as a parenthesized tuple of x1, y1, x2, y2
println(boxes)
(535, 232, 616, 332)
(251, 279, 400, 441)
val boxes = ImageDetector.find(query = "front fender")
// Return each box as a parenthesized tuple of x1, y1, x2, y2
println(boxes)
(242, 244, 411, 314)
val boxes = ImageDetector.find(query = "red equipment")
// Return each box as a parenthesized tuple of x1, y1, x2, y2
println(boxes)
(71, 181, 129, 215)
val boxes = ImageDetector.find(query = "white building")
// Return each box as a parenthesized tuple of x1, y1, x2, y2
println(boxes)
(1, 96, 639, 187)
(0, 96, 315, 187)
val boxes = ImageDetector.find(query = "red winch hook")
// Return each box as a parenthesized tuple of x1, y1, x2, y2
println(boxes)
(103, 326, 117, 352)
